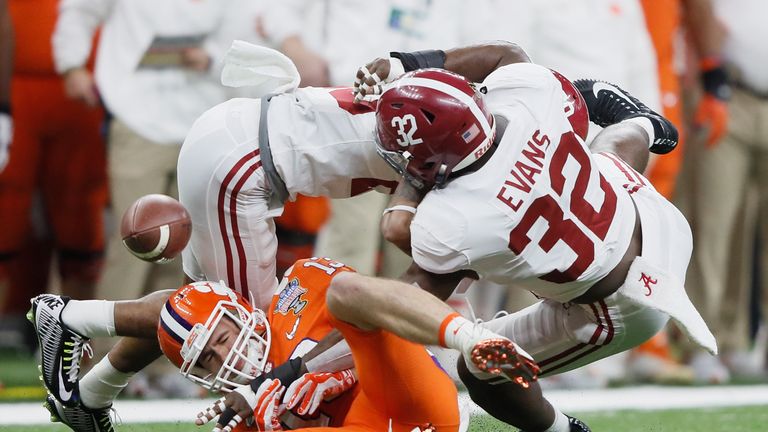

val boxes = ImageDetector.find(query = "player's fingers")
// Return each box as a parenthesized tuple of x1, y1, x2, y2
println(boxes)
(296, 382, 318, 415)
(307, 386, 325, 416)
(213, 407, 237, 432)
(256, 381, 281, 418)
(222, 413, 243, 432)
(196, 398, 226, 424)
(360, 65, 371, 81)
(285, 379, 308, 410)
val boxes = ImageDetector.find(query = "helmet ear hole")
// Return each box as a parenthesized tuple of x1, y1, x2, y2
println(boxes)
(420, 109, 436, 124)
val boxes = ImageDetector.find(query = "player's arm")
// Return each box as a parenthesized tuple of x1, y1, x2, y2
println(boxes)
(399, 262, 476, 302)
(443, 41, 532, 82)
(380, 178, 428, 255)
(354, 41, 530, 101)
(681, 0, 730, 147)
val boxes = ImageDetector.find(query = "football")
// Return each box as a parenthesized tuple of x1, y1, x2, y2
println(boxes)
(120, 194, 192, 263)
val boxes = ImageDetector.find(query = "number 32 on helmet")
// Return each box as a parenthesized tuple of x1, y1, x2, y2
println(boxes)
(375, 68, 496, 190)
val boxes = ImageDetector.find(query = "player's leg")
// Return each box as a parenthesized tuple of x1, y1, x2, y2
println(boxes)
(0, 76, 40, 312)
(326, 272, 537, 423)
(574, 79, 679, 173)
(176, 97, 279, 311)
(40, 77, 107, 301)
(29, 288, 171, 406)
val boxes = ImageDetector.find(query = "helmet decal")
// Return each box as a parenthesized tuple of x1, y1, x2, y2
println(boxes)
(375, 69, 496, 189)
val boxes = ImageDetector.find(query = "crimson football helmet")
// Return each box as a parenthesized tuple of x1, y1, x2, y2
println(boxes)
(375, 68, 496, 189)
(157, 281, 271, 393)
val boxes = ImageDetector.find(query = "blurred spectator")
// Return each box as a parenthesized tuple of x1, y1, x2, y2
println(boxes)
(0, 0, 107, 351)
(52, 0, 263, 302)
(0, 0, 10, 172)
(633, 0, 728, 384)
(642, 0, 729, 200)
(260, 0, 476, 278)
(684, 0, 768, 381)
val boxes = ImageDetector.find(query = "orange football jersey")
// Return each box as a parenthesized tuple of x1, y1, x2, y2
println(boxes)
(266, 257, 359, 428)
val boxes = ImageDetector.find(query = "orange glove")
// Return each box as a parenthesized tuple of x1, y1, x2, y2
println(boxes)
(696, 57, 731, 148)
(694, 94, 729, 148)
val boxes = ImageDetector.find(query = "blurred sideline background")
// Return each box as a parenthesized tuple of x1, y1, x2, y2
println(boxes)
(0, 0, 766, 430)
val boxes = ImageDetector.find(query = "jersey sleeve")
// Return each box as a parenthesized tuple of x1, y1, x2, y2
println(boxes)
(409, 198, 470, 274)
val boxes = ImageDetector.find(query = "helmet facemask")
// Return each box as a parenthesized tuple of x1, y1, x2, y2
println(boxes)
(179, 301, 271, 393)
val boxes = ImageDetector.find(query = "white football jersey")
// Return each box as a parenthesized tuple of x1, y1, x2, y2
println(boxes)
(268, 87, 400, 199)
(410, 63, 636, 302)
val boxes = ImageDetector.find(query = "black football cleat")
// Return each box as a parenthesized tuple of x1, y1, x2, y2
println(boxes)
(567, 415, 592, 432)
(574, 79, 678, 154)
(28, 294, 90, 407)
(44, 393, 116, 432)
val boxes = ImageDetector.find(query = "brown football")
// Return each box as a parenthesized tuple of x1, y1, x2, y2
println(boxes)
(120, 194, 192, 263)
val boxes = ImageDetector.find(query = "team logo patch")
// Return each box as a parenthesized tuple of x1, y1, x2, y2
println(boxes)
(274, 278, 308, 316)
(639, 272, 658, 296)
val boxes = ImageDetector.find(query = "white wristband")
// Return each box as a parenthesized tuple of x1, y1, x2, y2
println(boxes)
(382, 205, 417, 216)
(388, 57, 406, 82)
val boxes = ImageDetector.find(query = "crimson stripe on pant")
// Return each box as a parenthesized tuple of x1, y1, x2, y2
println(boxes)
(538, 300, 614, 376)
(216, 150, 261, 295)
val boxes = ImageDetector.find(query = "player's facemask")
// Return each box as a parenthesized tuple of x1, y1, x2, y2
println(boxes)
(179, 301, 271, 393)
(375, 144, 432, 191)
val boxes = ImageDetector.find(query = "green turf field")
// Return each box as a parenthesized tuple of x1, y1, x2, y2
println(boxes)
(2, 405, 766, 432)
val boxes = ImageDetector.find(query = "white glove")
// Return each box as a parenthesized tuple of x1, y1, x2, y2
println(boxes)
(0, 112, 12, 173)
(254, 379, 285, 431)
(353, 57, 405, 102)
(284, 370, 356, 416)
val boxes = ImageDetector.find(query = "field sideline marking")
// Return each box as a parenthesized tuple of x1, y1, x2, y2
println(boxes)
(2, 385, 768, 425)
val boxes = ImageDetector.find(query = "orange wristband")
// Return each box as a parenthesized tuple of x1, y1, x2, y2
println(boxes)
(438, 312, 462, 348)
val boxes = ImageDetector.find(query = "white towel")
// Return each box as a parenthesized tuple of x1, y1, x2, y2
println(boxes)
(221, 40, 300, 95)
(619, 256, 718, 355)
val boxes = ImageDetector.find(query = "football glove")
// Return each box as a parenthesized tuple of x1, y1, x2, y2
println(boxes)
(284, 370, 356, 416)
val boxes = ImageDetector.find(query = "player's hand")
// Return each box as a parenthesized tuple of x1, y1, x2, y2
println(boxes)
(63, 67, 99, 107)
(353, 57, 405, 103)
(284, 370, 356, 416)
(0, 111, 12, 173)
(694, 94, 729, 148)
(254, 379, 285, 431)
(181, 47, 211, 72)
(195, 378, 284, 432)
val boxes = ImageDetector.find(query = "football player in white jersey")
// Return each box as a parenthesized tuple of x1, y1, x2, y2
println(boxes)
(343, 42, 715, 431)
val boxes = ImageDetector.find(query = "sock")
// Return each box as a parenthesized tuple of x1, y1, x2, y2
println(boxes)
(438, 312, 504, 354)
(624, 116, 655, 148)
(61, 300, 116, 337)
(79, 356, 135, 409)
(544, 410, 570, 432)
